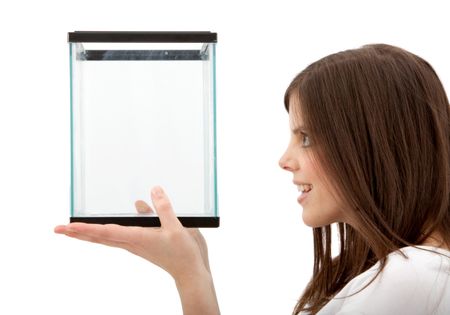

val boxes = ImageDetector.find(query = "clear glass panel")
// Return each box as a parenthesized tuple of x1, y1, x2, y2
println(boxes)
(70, 40, 217, 222)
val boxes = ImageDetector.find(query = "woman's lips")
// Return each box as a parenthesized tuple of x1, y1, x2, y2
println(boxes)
(297, 190, 310, 204)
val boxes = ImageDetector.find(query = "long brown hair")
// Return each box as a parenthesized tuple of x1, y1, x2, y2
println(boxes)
(284, 44, 450, 314)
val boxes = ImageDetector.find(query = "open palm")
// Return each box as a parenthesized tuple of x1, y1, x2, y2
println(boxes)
(54, 186, 211, 279)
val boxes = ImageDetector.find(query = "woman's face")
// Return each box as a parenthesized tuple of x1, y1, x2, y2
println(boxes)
(278, 97, 346, 227)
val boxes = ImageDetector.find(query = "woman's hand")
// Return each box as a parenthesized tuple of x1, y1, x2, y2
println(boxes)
(54, 186, 219, 315)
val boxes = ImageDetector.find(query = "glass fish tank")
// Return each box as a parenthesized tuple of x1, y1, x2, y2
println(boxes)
(68, 31, 219, 227)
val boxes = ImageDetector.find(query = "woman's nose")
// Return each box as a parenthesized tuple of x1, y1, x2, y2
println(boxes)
(279, 150, 296, 172)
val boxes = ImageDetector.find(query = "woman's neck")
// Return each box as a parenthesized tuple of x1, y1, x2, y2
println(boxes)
(420, 231, 450, 251)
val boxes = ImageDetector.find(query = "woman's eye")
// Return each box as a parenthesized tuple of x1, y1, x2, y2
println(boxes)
(301, 133, 311, 147)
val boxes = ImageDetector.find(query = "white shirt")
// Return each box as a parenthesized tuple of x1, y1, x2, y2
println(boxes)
(314, 246, 450, 315)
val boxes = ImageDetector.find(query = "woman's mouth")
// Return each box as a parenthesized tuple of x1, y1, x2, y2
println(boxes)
(297, 184, 312, 205)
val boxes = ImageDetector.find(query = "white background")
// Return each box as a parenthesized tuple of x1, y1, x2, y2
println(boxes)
(0, 1, 449, 314)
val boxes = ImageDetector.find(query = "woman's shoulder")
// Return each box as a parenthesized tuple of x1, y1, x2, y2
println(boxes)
(317, 246, 450, 315)
(381, 245, 450, 277)
(343, 246, 450, 290)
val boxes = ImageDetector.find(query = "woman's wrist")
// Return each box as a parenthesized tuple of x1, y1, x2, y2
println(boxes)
(175, 267, 220, 315)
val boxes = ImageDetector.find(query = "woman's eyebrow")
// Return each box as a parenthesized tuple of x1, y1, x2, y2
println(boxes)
(291, 126, 308, 134)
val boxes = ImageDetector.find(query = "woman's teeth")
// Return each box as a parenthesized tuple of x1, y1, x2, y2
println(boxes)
(297, 184, 313, 193)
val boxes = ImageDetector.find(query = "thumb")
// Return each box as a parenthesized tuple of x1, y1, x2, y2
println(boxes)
(151, 186, 182, 229)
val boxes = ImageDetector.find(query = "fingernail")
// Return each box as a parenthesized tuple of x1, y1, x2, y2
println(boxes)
(152, 186, 163, 198)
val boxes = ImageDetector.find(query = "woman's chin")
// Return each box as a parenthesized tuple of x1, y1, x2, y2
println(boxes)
(302, 209, 319, 227)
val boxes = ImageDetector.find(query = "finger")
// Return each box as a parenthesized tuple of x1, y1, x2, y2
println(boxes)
(188, 228, 211, 272)
(64, 229, 130, 249)
(57, 222, 144, 244)
(151, 186, 182, 229)
(54, 225, 69, 234)
(135, 200, 154, 214)
(55, 225, 126, 247)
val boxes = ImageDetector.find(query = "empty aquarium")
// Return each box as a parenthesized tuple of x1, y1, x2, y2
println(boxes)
(68, 31, 218, 227)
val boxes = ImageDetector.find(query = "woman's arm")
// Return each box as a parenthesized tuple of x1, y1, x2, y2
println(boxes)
(176, 266, 220, 315)
(54, 186, 220, 315)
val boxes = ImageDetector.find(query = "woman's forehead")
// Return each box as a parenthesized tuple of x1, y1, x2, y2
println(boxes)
(288, 95, 305, 130)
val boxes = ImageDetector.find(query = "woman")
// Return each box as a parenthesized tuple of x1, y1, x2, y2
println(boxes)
(55, 44, 450, 314)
